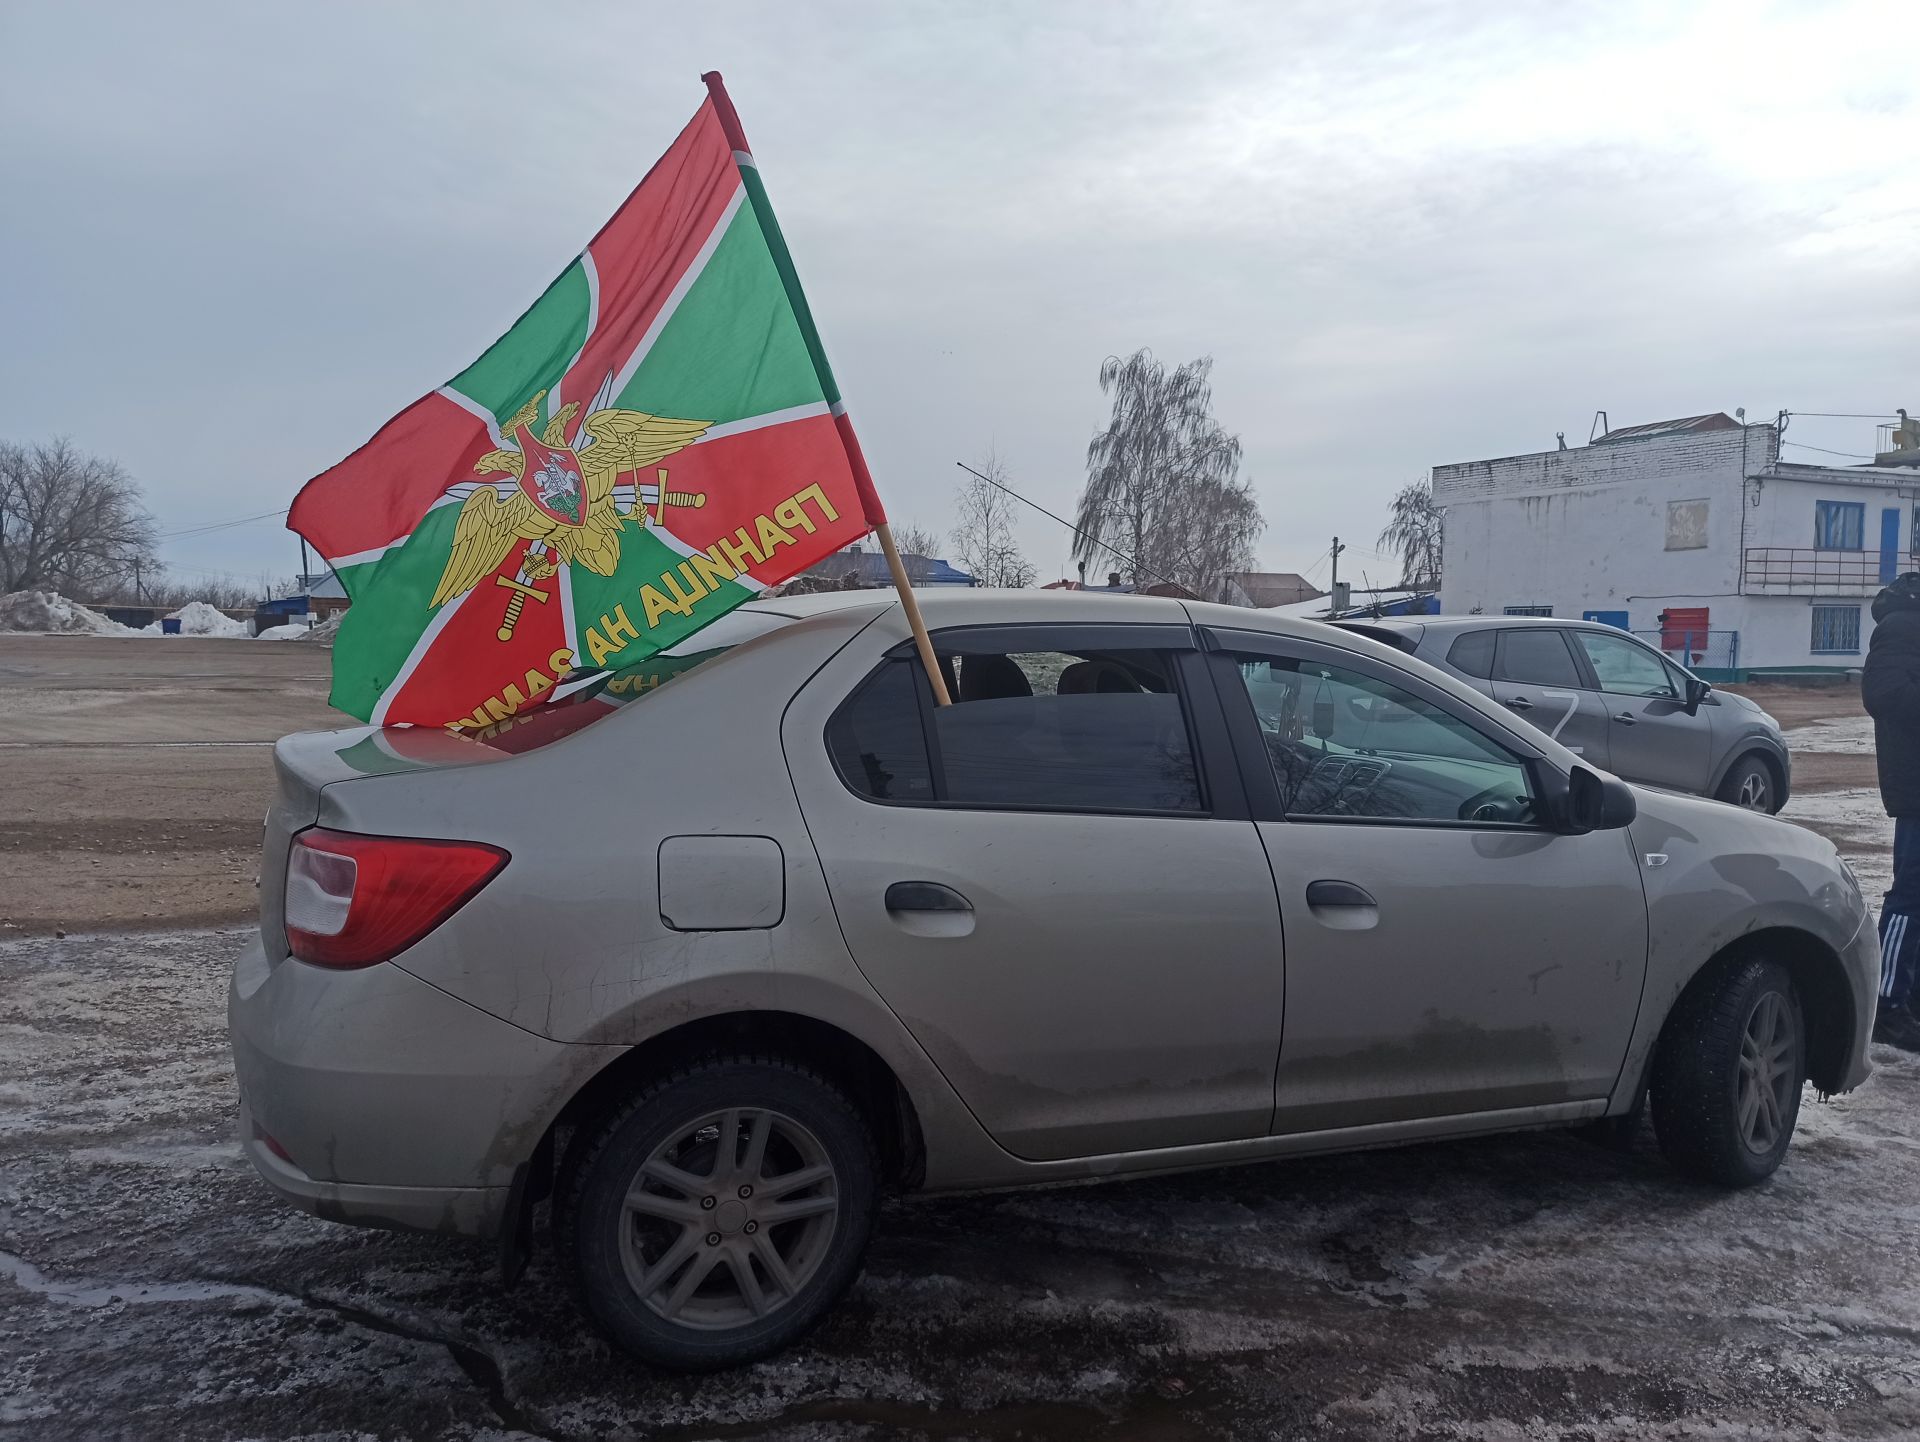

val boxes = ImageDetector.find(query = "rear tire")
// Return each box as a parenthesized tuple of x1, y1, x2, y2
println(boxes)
(557, 1057, 878, 1370)
(1716, 754, 1779, 813)
(1650, 957, 1805, 1187)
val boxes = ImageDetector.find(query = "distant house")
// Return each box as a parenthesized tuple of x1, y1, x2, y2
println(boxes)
(1221, 571, 1325, 609)
(1041, 571, 1200, 601)
(785, 546, 975, 592)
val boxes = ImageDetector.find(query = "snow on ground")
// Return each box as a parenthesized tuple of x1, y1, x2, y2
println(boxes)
(0, 590, 142, 637)
(5, 927, 1920, 1440)
(253, 622, 311, 640)
(1780, 788, 1894, 896)
(1787, 715, 1877, 755)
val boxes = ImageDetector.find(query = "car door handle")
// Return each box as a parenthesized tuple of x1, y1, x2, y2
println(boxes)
(1614, 712, 1638, 725)
(1305, 880, 1377, 908)
(885, 881, 973, 913)
(1504, 696, 1534, 712)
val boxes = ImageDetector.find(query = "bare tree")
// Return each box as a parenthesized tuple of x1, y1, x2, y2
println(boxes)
(0, 438, 157, 598)
(1378, 478, 1443, 587)
(890, 522, 941, 585)
(1074, 351, 1263, 598)
(951, 450, 1036, 589)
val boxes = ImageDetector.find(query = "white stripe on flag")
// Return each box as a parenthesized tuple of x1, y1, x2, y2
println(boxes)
(698, 402, 830, 445)
(549, 251, 601, 424)
(370, 585, 477, 726)
(607, 184, 746, 403)
(435, 386, 506, 447)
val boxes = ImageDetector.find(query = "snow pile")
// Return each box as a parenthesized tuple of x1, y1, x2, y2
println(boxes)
(294, 613, 341, 645)
(255, 622, 312, 640)
(0, 590, 142, 636)
(153, 601, 250, 638)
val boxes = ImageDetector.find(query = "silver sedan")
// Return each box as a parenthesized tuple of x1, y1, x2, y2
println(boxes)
(231, 590, 1875, 1368)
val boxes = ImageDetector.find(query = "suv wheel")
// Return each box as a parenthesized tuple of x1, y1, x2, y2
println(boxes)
(558, 1057, 878, 1369)
(1650, 957, 1805, 1187)
(1716, 755, 1778, 813)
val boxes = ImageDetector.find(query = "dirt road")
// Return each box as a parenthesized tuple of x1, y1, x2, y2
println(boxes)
(0, 636, 342, 934)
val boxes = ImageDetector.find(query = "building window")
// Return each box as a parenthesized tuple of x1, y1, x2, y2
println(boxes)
(1815, 500, 1865, 550)
(1503, 605, 1552, 617)
(1665, 499, 1709, 550)
(1810, 605, 1861, 655)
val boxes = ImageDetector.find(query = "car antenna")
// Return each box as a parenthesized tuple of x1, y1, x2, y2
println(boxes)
(952, 459, 1185, 592)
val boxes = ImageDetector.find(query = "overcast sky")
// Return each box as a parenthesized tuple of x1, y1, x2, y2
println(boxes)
(1, 0, 1911, 594)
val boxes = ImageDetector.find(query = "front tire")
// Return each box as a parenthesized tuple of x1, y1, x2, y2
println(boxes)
(1716, 754, 1779, 813)
(1650, 957, 1805, 1187)
(558, 1057, 878, 1370)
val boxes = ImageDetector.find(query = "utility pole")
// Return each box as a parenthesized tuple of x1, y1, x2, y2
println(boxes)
(132, 557, 143, 606)
(1330, 536, 1346, 591)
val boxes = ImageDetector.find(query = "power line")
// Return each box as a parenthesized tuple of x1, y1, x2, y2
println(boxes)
(1787, 411, 1899, 421)
(156, 507, 290, 541)
(1783, 441, 1874, 461)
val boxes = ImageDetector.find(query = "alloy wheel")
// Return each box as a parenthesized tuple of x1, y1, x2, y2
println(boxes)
(1736, 771, 1771, 810)
(618, 1107, 839, 1330)
(1736, 991, 1797, 1155)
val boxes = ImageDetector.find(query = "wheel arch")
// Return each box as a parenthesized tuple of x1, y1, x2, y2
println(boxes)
(1713, 743, 1788, 808)
(1649, 927, 1856, 1095)
(538, 1011, 926, 1202)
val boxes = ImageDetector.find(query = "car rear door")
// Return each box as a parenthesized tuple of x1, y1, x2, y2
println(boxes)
(1204, 627, 1649, 1133)
(1568, 628, 1712, 792)
(1489, 627, 1612, 766)
(783, 622, 1287, 1162)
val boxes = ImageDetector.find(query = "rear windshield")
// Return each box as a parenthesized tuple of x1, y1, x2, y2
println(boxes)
(445, 608, 795, 755)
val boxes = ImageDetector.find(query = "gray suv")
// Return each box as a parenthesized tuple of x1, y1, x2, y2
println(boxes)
(230, 591, 1871, 1369)
(1337, 616, 1791, 812)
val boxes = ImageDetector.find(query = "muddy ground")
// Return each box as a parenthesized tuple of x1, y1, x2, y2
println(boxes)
(3, 646, 1919, 1439)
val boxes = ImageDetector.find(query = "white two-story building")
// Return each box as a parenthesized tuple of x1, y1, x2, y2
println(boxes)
(1434, 413, 1920, 677)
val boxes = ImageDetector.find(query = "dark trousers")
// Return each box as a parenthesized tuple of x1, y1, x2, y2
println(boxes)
(1881, 817, 1920, 1008)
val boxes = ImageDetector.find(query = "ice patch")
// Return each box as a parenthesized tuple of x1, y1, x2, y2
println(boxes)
(1779, 787, 1893, 894)
(0, 1249, 287, 1310)
(1787, 715, 1876, 755)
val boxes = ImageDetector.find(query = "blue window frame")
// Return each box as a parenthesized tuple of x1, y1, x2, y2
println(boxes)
(1815, 500, 1865, 550)
(1811, 604, 1861, 655)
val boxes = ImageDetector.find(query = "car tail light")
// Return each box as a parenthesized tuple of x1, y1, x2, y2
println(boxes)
(285, 828, 508, 969)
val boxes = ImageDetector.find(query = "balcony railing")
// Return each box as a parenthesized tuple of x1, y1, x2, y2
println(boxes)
(1742, 547, 1910, 595)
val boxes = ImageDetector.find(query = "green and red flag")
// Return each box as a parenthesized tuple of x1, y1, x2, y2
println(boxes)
(289, 73, 886, 730)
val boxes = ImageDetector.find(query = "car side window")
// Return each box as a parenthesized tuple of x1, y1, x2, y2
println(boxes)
(1573, 631, 1678, 699)
(825, 660, 935, 801)
(827, 646, 1204, 814)
(1494, 629, 1583, 688)
(1447, 630, 1495, 678)
(1228, 652, 1536, 825)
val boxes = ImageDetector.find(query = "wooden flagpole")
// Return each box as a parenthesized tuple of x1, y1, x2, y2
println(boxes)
(874, 521, 952, 706)
(701, 71, 952, 707)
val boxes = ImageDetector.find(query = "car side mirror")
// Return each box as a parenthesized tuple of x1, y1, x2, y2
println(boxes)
(1563, 765, 1637, 833)
(1683, 677, 1711, 715)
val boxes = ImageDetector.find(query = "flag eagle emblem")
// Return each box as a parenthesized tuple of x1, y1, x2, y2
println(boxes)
(430, 385, 710, 609)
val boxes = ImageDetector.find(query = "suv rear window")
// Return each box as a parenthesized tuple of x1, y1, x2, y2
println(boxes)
(1447, 630, 1496, 678)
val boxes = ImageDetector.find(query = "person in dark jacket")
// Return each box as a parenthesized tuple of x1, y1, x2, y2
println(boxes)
(1863, 572, 1920, 1050)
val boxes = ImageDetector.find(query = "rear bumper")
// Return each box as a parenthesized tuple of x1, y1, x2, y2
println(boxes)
(236, 1096, 506, 1235)
(228, 936, 601, 1239)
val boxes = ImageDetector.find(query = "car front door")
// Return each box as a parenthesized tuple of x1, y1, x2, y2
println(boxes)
(1206, 628, 1649, 1134)
(784, 623, 1286, 1162)
(1488, 627, 1612, 766)
(1569, 628, 1712, 792)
